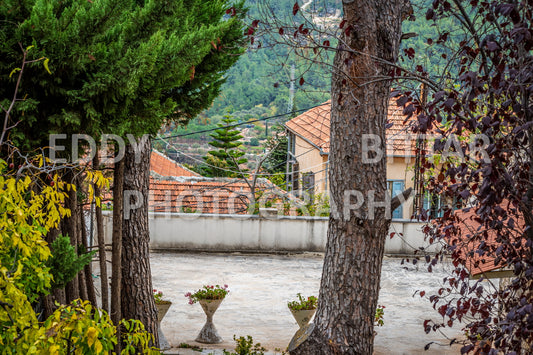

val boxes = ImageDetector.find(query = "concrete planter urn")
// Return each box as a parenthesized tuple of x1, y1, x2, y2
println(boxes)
(290, 309, 316, 328)
(287, 293, 318, 329)
(156, 301, 172, 350)
(195, 299, 224, 344)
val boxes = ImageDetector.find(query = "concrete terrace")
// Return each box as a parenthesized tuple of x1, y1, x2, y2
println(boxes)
(146, 252, 464, 354)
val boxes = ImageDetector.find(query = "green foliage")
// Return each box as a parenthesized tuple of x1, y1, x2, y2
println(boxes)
(267, 172, 286, 189)
(30, 300, 159, 354)
(201, 115, 248, 177)
(46, 235, 96, 290)
(287, 293, 318, 311)
(201, 0, 459, 125)
(375, 305, 385, 327)
(262, 125, 288, 175)
(222, 335, 267, 355)
(178, 343, 203, 352)
(120, 318, 160, 354)
(0, 0, 247, 149)
(296, 193, 330, 217)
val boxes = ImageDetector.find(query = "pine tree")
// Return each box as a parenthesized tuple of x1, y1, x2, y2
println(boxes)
(202, 115, 248, 178)
(263, 124, 288, 175)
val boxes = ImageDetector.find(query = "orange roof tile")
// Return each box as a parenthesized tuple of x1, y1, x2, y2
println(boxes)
(285, 101, 331, 154)
(97, 151, 298, 215)
(386, 101, 417, 157)
(285, 99, 417, 157)
(451, 203, 525, 276)
(150, 150, 200, 177)
(149, 176, 292, 215)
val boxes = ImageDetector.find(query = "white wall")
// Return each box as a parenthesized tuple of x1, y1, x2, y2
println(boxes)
(102, 212, 439, 255)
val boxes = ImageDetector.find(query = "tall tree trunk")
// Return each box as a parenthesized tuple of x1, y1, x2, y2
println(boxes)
(290, 1, 407, 354)
(77, 192, 89, 301)
(64, 172, 80, 303)
(94, 154, 110, 312)
(111, 158, 124, 353)
(42, 228, 62, 319)
(120, 135, 159, 346)
(80, 202, 97, 306)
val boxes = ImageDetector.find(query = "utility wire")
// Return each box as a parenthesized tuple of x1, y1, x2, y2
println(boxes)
(154, 102, 329, 140)
(156, 134, 324, 177)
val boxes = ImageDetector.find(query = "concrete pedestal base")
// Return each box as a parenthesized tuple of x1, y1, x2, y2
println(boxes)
(195, 299, 223, 344)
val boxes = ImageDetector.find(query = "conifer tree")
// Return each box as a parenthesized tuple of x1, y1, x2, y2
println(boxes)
(202, 115, 248, 178)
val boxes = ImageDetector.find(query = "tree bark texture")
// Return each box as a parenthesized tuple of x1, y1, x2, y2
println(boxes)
(112, 158, 124, 353)
(120, 136, 159, 346)
(64, 172, 80, 303)
(94, 154, 110, 312)
(42, 228, 62, 319)
(77, 199, 88, 302)
(80, 202, 97, 307)
(291, 1, 406, 354)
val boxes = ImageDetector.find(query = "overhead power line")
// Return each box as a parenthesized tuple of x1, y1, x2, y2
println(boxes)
(156, 134, 323, 177)
(154, 102, 329, 141)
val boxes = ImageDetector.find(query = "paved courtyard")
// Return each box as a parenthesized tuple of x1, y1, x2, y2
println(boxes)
(148, 252, 464, 354)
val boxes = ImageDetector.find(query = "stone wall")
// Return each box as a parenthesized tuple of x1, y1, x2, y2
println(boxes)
(102, 211, 438, 255)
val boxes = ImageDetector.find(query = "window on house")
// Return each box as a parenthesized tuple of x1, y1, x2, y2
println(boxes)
(302, 172, 315, 197)
(388, 180, 404, 219)
(288, 132, 296, 155)
(422, 193, 444, 219)
(292, 162, 299, 193)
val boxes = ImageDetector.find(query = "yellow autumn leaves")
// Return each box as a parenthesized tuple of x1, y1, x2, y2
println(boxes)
(1, 158, 158, 354)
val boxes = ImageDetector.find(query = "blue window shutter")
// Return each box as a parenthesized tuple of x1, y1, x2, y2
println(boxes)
(391, 181, 404, 219)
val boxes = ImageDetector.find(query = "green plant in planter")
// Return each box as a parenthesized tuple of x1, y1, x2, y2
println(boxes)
(185, 284, 229, 304)
(153, 289, 171, 305)
(287, 293, 318, 311)
(375, 305, 385, 327)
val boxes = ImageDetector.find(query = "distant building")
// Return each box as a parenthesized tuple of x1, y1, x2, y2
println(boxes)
(150, 150, 200, 178)
(284, 99, 418, 219)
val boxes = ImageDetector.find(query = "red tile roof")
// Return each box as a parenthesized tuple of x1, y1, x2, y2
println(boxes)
(285, 101, 331, 154)
(150, 150, 200, 177)
(386, 101, 417, 157)
(95, 150, 296, 215)
(285, 98, 417, 156)
(149, 176, 293, 215)
(451, 203, 525, 276)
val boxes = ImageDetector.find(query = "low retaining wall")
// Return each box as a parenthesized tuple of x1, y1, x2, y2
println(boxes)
(102, 212, 436, 255)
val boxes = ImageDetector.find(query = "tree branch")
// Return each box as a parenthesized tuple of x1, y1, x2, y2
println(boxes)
(391, 187, 413, 212)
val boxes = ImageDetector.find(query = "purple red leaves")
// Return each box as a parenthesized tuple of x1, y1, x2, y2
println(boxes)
(225, 6, 236, 16)
(404, 47, 415, 59)
(292, 2, 299, 16)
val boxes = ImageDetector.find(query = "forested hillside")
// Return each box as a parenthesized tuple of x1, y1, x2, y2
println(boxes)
(156, 0, 456, 163)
